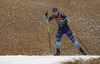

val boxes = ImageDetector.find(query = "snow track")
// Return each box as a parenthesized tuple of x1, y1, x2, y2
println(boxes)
(0, 55, 100, 64)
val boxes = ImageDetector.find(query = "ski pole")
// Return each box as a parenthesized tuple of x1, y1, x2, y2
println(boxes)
(45, 11, 51, 54)
(68, 24, 91, 55)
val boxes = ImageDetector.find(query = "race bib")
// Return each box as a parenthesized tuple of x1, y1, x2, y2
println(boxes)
(56, 20, 67, 27)
(56, 20, 64, 25)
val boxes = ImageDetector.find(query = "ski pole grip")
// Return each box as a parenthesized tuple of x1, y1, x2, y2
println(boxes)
(45, 11, 48, 17)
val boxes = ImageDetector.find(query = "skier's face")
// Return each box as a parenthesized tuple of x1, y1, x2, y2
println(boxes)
(53, 11, 58, 16)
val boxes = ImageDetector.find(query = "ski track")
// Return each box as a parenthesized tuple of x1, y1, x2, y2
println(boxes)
(0, 55, 100, 64)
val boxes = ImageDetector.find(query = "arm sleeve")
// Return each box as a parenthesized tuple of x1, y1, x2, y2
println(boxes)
(48, 15, 54, 22)
(61, 13, 70, 23)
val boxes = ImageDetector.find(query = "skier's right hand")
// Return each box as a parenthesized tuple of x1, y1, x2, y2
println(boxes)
(45, 17, 48, 22)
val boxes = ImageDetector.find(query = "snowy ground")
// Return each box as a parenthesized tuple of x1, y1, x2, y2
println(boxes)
(0, 55, 100, 64)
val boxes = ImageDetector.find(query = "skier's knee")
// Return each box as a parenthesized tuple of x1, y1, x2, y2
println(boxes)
(71, 38, 75, 43)
(56, 37, 60, 42)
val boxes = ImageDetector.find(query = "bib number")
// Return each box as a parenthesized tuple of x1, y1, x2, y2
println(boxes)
(56, 20, 65, 27)
(56, 20, 64, 25)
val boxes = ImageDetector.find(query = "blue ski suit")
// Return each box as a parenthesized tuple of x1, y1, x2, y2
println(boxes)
(48, 12, 81, 50)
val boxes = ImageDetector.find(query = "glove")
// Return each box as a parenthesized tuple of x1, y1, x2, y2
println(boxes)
(45, 17, 48, 22)
(45, 11, 48, 17)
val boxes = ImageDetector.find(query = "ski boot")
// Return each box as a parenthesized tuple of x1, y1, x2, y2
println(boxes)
(79, 48, 87, 55)
(54, 49, 60, 56)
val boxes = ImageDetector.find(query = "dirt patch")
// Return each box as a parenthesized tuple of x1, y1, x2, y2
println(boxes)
(62, 58, 100, 64)
(0, 0, 100, 55)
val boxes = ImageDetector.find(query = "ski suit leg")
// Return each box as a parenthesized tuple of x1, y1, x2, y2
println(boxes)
(65, 28, 81, 49)
(56, 30, 64, 49)
(64, 28, 86, 55)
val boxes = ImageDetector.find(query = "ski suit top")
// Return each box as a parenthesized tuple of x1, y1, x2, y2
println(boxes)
(48, 12, 70, 30)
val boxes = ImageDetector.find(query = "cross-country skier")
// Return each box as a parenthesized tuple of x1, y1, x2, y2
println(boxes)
(45, 8, 86, 56)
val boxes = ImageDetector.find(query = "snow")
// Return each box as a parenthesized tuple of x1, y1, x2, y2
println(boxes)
(0, 55, 100, 64)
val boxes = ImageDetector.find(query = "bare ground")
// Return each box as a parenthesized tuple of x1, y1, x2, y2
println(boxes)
(0, 0, 100, 55)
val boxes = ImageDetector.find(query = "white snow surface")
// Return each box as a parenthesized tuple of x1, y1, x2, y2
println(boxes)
(0, 55, 100, 64)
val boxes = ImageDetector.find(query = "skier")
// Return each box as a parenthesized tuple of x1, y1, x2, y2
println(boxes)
(45, 8, 86, 56)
